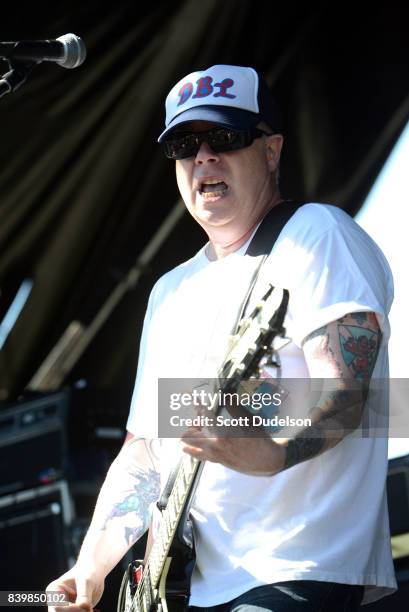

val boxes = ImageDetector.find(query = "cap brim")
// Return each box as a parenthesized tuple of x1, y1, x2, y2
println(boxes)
(157, 105, 259, 142)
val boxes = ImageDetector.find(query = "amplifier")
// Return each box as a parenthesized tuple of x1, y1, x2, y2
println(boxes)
(0, 480, 74, 591)
(0, 391, 68, 495)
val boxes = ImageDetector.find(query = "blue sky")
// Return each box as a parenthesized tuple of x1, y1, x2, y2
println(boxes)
(356, 121, 409, 458)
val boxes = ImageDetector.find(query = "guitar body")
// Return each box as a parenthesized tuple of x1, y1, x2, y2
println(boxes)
(117, 517, 195, 612)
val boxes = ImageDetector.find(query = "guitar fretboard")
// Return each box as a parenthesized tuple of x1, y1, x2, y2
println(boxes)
(144, 452, 201, 589)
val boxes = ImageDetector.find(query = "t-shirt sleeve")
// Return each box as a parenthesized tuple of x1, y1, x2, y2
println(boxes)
(126, 283, 159, 438)
(271, 207, 394, 347)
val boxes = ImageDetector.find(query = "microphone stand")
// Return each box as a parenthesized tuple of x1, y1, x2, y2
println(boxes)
(0, 59, 36, 98)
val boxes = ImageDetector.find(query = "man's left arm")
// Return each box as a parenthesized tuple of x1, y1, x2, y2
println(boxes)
(283, 311, 381, 469)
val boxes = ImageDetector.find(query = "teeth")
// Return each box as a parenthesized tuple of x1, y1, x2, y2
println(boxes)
(201, 179, 223, 185)
(201, 189, 226, 198)
(199, 179, 228, 198)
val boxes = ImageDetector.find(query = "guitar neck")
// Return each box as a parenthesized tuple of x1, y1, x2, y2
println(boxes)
(145, 453, 202, 589)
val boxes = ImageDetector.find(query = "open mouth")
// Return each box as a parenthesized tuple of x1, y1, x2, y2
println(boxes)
(199, 179, 228, 198)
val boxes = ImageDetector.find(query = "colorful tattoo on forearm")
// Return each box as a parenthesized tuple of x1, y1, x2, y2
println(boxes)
(101, 466, 160, 545)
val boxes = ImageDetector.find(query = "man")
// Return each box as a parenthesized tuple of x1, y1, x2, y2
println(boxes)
(48, 65, 396, 611)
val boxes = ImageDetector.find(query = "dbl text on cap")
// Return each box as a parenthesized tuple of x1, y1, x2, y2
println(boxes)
(158, 64, 281, 142)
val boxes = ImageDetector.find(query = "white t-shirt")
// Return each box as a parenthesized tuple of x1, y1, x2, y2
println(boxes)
(127, 203, 397, 605)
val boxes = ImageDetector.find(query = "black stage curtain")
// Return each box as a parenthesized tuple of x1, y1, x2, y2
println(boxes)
(0, 1, 408, 404)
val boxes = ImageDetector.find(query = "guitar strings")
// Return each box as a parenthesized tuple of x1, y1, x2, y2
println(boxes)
(128, 457, 194, 612)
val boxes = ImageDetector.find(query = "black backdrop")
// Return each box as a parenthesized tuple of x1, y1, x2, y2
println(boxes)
(0, 0, 408, 410)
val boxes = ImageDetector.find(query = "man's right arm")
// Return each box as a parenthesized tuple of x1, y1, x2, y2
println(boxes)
(47, 433, 161, 610)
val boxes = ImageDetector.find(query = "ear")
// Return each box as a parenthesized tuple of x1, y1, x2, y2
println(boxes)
(265, 134, 283, 172)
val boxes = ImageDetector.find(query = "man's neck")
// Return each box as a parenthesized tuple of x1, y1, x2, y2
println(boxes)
(205, 194, 283, 261)
(205, 225, 257, 261)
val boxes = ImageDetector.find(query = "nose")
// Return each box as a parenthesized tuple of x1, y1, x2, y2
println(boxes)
(194, 140, 220, 164)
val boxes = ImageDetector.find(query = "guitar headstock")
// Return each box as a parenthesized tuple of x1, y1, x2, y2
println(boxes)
(219, 285, 289, 385)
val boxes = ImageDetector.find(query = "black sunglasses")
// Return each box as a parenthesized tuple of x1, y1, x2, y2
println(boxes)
(163, 126, 274, 160)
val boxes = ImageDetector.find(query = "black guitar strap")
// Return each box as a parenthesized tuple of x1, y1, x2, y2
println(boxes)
(231, 200, 303, 335)
(245, 200, 302, 257)
(157, 200, 302, 512)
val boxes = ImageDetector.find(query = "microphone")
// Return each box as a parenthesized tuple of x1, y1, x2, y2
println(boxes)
(0, 33, 86, 69)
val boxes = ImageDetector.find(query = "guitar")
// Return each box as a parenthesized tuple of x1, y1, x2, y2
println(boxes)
(117, 284, 289, 612)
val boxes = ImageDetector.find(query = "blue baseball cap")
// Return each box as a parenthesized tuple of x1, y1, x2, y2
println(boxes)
(158, 64, 282, 142)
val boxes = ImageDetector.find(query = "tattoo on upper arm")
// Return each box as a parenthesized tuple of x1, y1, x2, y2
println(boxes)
(351, 312, 367, 325)
(303, 312, 381, 380)
(338, 316, 381, 380)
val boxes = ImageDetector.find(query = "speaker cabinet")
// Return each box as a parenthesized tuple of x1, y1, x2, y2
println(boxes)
(0, 391, 68, 496)
(0, 481, 73, 592)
